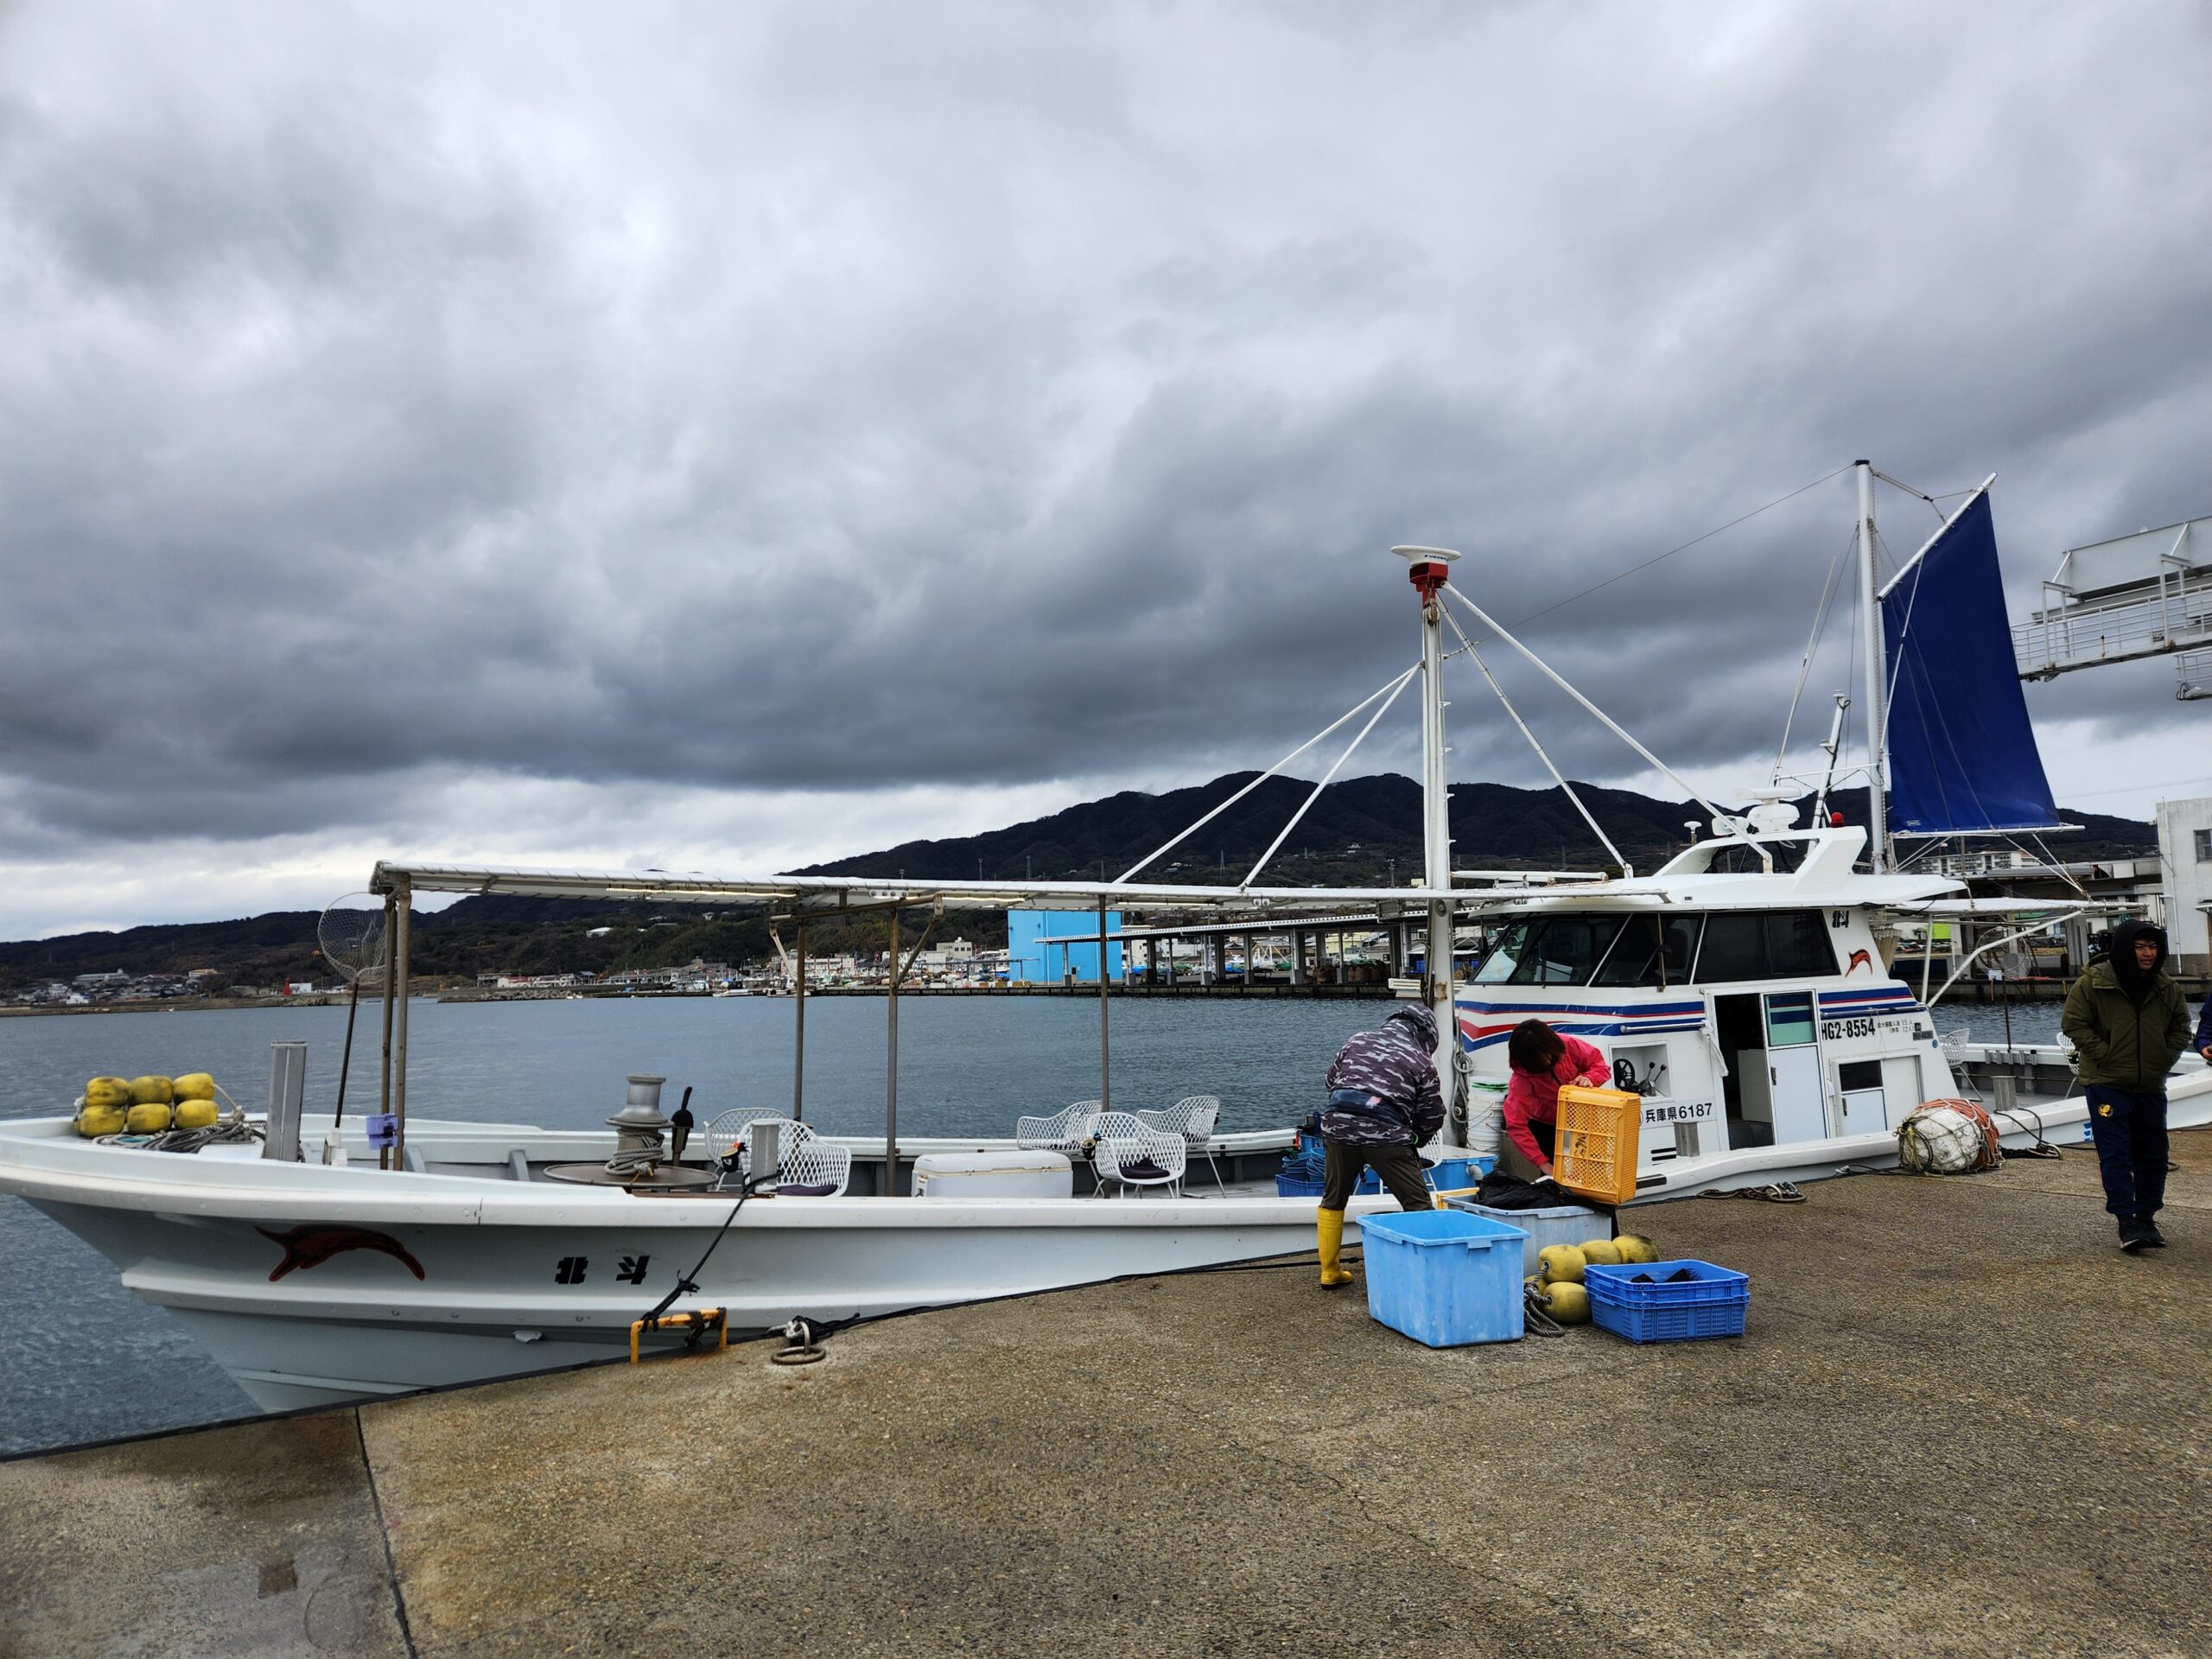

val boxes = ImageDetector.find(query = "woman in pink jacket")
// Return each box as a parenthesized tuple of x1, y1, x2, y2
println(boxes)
(1498, 1019, 1608, 1183)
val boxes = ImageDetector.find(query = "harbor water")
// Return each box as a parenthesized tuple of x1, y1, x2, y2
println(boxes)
(0, 995, 2063, 1456)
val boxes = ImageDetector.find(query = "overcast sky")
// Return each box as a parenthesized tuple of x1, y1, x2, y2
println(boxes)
(3, 2, 2209, 937)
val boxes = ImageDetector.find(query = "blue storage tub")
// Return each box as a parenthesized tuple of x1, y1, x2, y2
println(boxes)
(1426, 1155, 1493, 1191)
(1278, 1157, 1495, 1201)
(1584, 1259, 1749, 1343)
(1356, 1209, 1528, 1347)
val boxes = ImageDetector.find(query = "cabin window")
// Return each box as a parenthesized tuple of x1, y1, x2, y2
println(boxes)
(1592, 913, 1704, 987)
(1693, 910, 1838, 982)
(1765, 991, 1816, 1047)
(1473, 914, 1627, 986)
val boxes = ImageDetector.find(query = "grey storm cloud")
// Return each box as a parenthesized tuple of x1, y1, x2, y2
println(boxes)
(1, 1, 2209, 889)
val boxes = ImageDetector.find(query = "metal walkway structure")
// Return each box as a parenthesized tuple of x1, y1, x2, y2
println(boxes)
(2012, 513, 2212, 699)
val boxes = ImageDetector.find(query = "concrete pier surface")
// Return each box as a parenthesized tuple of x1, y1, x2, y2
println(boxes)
(4, 1130, 2207, 1657)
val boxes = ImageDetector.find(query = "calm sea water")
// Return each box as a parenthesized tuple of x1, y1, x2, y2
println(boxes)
(0, 993, 1388, 1455)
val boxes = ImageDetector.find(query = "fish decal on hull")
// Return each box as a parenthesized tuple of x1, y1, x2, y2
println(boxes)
(1847, 949, 1873, 976)
(257, 1224, 426, 1282)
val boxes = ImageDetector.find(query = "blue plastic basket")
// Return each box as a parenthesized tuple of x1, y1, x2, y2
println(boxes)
(1426, 1155, 1493, 1192)
(1274, 1173, 1325, 1198)
(1583, 1259, 1749, 1343)
(1356, 1209, 1529, 1347)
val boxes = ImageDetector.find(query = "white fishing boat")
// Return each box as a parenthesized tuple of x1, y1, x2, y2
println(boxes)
(3, 465, 2202, 1409)
(1441, 465, 2212, 1189)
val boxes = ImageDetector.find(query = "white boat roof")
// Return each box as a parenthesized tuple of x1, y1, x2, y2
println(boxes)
(1448, 829, 1961, 913)
(369, 861, 1464, 912)
(372, 828, 1994, 918)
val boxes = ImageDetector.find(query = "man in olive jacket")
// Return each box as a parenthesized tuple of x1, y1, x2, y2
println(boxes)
(2061, 919, 2193, 1252)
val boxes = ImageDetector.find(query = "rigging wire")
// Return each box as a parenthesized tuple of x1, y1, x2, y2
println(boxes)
(1437, 582, 1773, 871)
(1241, 664, 1417, 887)
(1113, 661, 1421, 884)
(1771, 527, 1859, 786)
(1484, 463, 1856, 639)
(1436, 601, 1632, 873)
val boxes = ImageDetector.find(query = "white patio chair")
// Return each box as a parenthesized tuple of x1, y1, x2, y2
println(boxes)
(1137, 1095, 1224, 1189)
(702, 1113, 816, 1185)
(773, 1135, 852, 1198)
(1090, 1111, 1186, 1198)
(1015, 1100, 1103, 1157)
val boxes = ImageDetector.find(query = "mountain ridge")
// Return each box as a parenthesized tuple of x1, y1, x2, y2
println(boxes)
(0, 772, 2157, 991)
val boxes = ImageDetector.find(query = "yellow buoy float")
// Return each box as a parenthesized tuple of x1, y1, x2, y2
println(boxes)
(128, 1076, 174, 1105)
(1614, 1233, 1658, 1264)
(1577, 1237, 1624, 1267)
(1536, 1243, 1586, 1285)
(75, 1103, 128, 1138)
(174, 1099, 221, 1130)
(85, 1077, 133, 1110)
(171, 1073, 217, 1102)
(1535, 1280, 1591, 1324)
(124, 1101, 174, 1134)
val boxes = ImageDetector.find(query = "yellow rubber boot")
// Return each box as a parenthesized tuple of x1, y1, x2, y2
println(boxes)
(1317, 1208, 1354, 1287)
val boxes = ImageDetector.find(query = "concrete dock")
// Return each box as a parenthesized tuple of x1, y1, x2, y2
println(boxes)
(4, 1131, 2207, 1657)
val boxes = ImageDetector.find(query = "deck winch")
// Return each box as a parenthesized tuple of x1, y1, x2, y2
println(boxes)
(545, 1074, 717, 1189)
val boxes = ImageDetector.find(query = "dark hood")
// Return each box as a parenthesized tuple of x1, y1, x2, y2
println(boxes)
(2107, 918, 2169, 1003)
(1388, 1003, 1440, 1050)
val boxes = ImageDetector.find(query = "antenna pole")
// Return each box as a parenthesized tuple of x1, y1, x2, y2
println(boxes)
(1395, 547, 1460, 1095)
(1856, 460, 1887, 870)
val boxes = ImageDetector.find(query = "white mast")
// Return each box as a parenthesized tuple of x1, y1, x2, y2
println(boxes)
(1393, 546, 1460, 1087)
(1855, 460, 1887, 872)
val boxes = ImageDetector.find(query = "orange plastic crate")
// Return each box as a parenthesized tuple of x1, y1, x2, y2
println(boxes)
(1554, 1084, 1642, 1207)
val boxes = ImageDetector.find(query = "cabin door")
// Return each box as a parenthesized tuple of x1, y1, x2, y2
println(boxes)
(1760, 991, 1827, 1144)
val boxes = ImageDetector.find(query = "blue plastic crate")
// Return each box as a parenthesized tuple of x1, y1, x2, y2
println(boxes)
(1426, 1155, 1493, 1192)
(1356, 1209, 1528, 1347)
(1275, 1173, 1325, 1198)
(1583, 1259, 1749, 1343)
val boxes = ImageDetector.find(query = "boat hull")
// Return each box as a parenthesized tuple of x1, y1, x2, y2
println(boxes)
(10, 1129, 1384, 1408)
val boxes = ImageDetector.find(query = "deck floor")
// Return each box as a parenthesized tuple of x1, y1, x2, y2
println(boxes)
(3, 1128, 2207, 1656)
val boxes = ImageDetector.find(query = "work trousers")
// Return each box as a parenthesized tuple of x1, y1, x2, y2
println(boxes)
(2085, 1085, 2168, 1222)
(1320, 1141, 1432, 1212)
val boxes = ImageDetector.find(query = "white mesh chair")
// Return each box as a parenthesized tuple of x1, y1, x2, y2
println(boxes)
(703, 1113, 816, 1185)
(1015, 1100, 1103, 1156)
(1137, 1095, 1223, 1189)
(1090, 1111, 1186, 1198)
(774, 1135, 852, 1198)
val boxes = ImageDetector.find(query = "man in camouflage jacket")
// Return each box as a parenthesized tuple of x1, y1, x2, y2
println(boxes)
(1314, 1003, 1446, 1287)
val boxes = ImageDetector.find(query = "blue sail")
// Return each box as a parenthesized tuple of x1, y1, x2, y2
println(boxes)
(1880, 491, 2064, 836)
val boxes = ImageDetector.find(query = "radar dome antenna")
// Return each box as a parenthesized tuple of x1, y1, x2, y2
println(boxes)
(316, 894, 389, 1135)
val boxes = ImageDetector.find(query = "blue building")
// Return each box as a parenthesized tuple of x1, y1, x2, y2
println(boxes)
(1007, 907, 1122, 983)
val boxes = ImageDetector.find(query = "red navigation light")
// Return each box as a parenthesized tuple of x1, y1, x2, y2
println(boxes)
(1408, 561, 1451, 603)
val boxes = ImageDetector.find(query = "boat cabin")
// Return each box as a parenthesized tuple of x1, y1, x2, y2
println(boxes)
(1457, 827, 1959, 1182)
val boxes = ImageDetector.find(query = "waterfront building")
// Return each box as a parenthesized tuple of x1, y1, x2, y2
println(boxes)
(2156, 795, 2212, 975)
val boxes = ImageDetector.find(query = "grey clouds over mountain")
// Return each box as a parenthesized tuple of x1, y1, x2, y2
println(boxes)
(2, 2, 2208, 934)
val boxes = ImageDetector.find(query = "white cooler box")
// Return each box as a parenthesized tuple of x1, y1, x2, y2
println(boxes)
(912, 1150, 1074, 1199)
